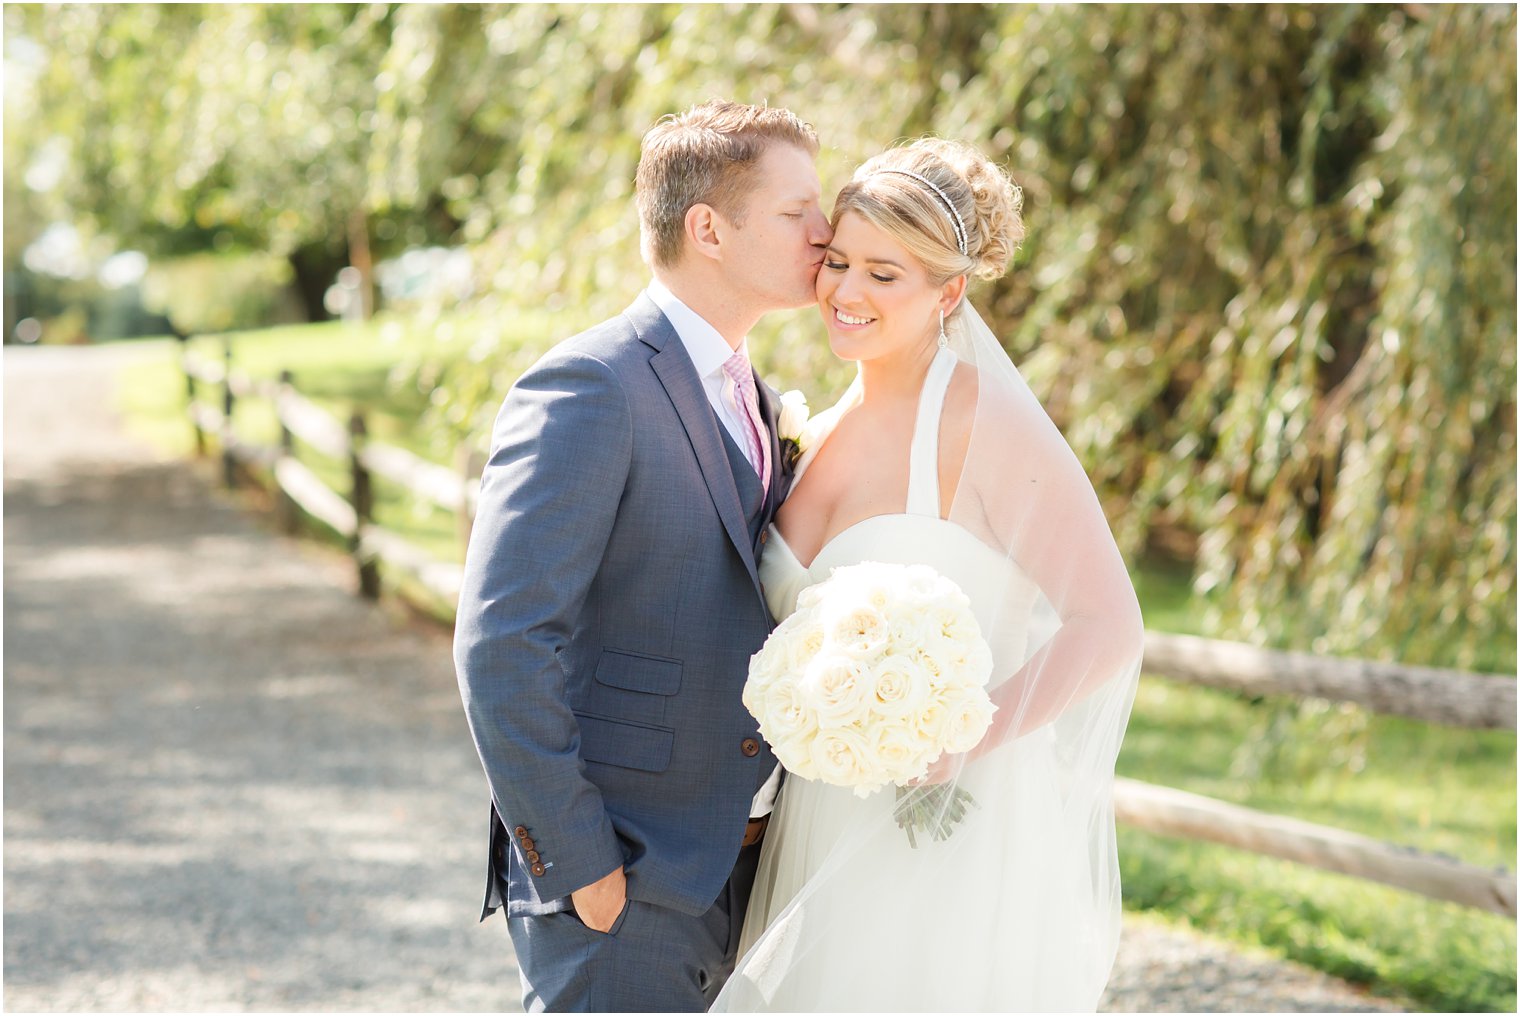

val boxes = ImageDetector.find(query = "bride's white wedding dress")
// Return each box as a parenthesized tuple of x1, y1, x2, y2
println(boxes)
(713, 345, 1136, 1013)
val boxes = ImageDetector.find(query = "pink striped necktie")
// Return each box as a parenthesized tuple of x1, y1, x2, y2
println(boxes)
(721, 348, 771, 493)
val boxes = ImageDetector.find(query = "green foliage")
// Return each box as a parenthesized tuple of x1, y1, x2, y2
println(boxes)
(1178, 7, 1518, 669)
(11, 4, 396, 256)
(429, 3, 1516, 670)
(14, 3, 1516, 663)
(141, 252, 304, 335)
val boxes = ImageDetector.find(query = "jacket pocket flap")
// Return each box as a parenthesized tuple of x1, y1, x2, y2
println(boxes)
(594, 649, 683, 695)
(575, 713, 674, 772)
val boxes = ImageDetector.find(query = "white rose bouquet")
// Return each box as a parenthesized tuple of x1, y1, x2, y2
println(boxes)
(742, 561, 997, 846)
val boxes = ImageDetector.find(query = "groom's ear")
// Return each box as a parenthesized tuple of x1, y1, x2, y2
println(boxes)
(685, 203, 726, 264)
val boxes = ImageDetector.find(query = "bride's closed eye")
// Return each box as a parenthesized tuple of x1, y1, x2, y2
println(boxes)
(823, 258, 896, 284)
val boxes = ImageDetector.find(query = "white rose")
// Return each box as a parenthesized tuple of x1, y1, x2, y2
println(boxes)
(908, 696, 950, 745)
(884, 609, 939, 654)
(868, 654, 931, 718)
(753, 638, 789, 678)
(784, 621, 827, 674)
(853, 566, 895, 611)
(807, 726, 881, 793)
(868, 721, 935, 784)
(825, 602, 889, 658)
(959, 637, 996, 688)
(799, 652, 877, 726)
(939, 687, 997, 755)
(902, 564, 948, 599)
(777, 389, 811, 443)
(757, 675, 819, 747)
(742, 672, 765, 719)
(823, 561, 893, 603)
(770, 728, 818, 778)
(743, 654, 783, 717)
(932, 601, 982, 647)
(924, 629, 994, 689)
(914, 644, 950, 690)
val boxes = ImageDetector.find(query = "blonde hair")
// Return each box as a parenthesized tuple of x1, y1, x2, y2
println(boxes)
(833, 139, 1024, 296)
(636, 99, 820, 268)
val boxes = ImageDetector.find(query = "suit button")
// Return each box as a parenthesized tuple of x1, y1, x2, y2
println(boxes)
(514, 825, 529, 839)
(530, 862, 547, 877)
(759, 529, 769, 545)
(741, 738, 760, 757)
(526, 849, 541, 864)
(520, 837, 536, 851)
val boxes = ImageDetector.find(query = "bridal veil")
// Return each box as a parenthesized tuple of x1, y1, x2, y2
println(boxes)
(712, 304, 1144, 1012)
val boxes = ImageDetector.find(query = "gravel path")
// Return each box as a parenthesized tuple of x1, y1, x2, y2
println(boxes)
(3, 343, 1409, 1012)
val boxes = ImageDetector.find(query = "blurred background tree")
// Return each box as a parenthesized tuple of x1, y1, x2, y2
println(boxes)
(6, 2, 1514, 671)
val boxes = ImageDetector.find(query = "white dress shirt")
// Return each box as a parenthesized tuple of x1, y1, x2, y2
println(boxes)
(646, 279, 765, 477)
(645, 279, 783, 818)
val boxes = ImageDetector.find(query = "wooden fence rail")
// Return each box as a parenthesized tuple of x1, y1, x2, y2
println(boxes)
(1113, 778, 1517, 918)
(1143, 631, 1517, 731)
(180, 335, 1517, 920)
(183, 339, 470, 608)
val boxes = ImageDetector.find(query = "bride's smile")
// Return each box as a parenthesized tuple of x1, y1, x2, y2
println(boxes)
(831, 307, 876, 328)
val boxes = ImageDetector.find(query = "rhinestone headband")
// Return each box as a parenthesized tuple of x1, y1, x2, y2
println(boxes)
(868, 168, 969, 257)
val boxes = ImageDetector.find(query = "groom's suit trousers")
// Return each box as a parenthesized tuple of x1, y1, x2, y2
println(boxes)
(507, 842, 761, 1013)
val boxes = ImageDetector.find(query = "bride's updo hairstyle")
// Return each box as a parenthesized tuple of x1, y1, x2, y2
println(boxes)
(834, 139, 1024, 306)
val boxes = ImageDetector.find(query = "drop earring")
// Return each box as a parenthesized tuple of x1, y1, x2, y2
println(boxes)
(937, 309, 948, 350)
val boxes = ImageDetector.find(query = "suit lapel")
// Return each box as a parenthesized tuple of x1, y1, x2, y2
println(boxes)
(630, 295, 764, 599)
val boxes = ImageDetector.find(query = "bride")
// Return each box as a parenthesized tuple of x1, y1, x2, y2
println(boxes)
(713, 140, 1144, 1012)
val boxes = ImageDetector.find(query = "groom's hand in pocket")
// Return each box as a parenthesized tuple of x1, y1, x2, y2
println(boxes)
(570, 864, 627, 932)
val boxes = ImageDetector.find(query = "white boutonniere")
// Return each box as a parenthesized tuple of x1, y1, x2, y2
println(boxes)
(777, 390, 810, 472)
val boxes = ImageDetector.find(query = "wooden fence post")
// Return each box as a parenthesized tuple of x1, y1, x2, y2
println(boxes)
(349, 411, 381, 599)
(274, 370, 298, 535)
(178, 331, 206, 457)
(220, 337, 237, 488)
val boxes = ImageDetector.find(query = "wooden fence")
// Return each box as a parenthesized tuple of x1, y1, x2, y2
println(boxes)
(181, 334, 1518, 921)
(182, 338, 479, 608)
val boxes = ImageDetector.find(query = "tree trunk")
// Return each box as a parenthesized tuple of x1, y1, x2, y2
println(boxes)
(346, 209, 375, 320)
(286, 244, 344, 322)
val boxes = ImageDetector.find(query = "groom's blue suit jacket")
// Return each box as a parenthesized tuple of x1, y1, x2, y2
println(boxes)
(455, 293, 786, 920)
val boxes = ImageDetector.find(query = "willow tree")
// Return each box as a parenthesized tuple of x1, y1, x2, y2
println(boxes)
(937, 5, 1516, 669)
(401, 4, 1509, 669)
(9, 3, 461, 316)
(14, 3, 1512, 668)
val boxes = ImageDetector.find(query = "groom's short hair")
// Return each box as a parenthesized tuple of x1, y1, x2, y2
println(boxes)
(636, 99, 819, 268)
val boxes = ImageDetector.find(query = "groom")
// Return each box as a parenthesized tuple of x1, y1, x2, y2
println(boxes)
(454, 99, 830, 1012)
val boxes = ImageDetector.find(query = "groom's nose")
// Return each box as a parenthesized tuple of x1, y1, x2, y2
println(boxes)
(807, 208, 833, 248)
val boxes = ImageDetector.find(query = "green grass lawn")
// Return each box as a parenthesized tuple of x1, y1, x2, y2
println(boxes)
(1123, 561, 1515, 1011)
(116, 317, 1517, 1012)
